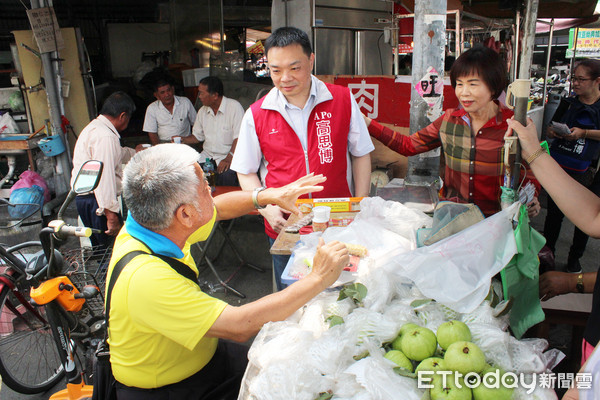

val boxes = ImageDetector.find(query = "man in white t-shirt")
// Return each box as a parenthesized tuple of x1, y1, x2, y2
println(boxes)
(176, 76, 244, 186)
(143, 77, 196, 145)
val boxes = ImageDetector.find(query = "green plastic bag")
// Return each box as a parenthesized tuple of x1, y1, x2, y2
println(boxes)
(500, 204, 546, 339)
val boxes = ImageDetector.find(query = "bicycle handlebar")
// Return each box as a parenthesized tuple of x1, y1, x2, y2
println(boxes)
(48, 220, 93, 238)
(36, 219, 93, 281)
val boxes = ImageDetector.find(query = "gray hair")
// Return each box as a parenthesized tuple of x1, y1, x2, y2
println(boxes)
(123, 144, 201, 231)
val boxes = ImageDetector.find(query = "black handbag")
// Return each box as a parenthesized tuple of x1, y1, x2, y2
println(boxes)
(91, 248, 200, 400)
(91, 340, 116, 400)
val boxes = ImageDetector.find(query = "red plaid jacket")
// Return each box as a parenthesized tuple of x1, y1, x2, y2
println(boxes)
(369, 103, 539, 216)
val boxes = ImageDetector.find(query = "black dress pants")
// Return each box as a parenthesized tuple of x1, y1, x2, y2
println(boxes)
(75, 194, 118, 250)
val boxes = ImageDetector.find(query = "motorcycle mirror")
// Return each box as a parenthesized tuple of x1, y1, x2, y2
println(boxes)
(56, 160, 103, 221)
(72, 160, 103, 194)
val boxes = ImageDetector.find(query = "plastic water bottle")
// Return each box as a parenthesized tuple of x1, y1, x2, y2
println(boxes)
(203, 158, 216, 191)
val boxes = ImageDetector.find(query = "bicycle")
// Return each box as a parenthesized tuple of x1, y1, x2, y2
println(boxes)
(0, 159, 108, 399)
(0, 196, 63, 394)
(26, 159, 109, 399)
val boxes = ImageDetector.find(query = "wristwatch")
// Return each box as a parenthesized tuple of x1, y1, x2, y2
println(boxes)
(576, 273, 585, 293)
(252, 187, 266, 209)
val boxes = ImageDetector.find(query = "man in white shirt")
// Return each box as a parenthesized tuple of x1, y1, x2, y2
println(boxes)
(231, 27, 374, 290)
(143, 77, 196, 145)
(176, 76, 244, 186)
(71, 91, 144, 249)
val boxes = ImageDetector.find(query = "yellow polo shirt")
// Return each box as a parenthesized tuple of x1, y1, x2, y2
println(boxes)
(106, 212, 227, 388)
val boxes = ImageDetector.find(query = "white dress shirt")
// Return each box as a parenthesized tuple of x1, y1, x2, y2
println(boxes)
(143, 96, 196, 141)
(71, 115, 136, 214)
(192, 96, 244, 164)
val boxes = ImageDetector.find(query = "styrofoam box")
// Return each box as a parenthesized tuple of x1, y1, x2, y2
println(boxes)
(281, 250, 358, 287)
(281, 253, 298, 286)
(182, 68, 210, 87)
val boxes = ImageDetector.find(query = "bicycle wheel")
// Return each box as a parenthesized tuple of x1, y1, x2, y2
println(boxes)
(0, 283, 64, 393)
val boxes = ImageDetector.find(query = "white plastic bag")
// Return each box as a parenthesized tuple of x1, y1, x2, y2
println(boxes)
(0, 112, 20, 134)
(344, 356, 423, 400)
(384, 202, 519, 313)
(354, 197, 432, 244)
(288, 201, 417, 287)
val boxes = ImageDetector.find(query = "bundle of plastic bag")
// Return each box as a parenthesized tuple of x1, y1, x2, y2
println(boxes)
(286, 198, 418, 288)
(384, 202, 519, 313)
(10, 170, 51, 202)
(353, 196, 432, 245)
(344, 356, 423, 400)
(0, 112, 20, 134)
(8, 186, 44, 219)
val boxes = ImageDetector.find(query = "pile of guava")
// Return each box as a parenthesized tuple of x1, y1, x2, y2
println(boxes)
(384, 321, 514, 400)
(242, 259, 562, 400)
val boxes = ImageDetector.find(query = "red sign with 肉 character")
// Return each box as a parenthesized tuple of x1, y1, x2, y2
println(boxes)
(334, 76, 459, 127)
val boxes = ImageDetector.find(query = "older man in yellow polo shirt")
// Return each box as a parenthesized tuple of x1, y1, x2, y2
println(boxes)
(106, 143, 348, 399)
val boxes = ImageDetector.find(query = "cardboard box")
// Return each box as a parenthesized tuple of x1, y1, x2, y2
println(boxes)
(296, 197, 363, 213)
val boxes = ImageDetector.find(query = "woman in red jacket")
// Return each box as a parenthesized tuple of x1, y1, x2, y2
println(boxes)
(365, 46, 540, 218)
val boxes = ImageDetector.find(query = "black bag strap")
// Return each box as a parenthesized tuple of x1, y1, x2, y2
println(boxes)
(105, 250, 200, 328)
(105, 251, 147, 329)
(153, 253, 199, 285)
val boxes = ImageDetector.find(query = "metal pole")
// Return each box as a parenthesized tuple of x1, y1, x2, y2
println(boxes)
(220, 0, 225, 53)
(512, 10, 520, 82)
(512, 0, 539, 191)
(569, 27, 580, 94)
(29, 0, 71, 194)
(518, 0, 539, 80)
(455, 10, 460, 57)
(405, 0, 447, 186)
(392, 13, 399, 75)
(542, 19, 554, 110)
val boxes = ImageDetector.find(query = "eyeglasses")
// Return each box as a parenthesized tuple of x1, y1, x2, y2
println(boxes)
(571, 76, 593, 83)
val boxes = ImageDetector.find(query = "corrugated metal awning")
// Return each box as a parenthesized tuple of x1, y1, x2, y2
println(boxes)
(461, 0, 598, 18)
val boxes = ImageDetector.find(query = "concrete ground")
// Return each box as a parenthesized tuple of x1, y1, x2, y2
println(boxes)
(2, 194, 598, 399)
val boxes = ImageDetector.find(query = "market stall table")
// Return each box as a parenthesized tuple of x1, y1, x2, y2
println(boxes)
(269, 212, 357, 255)
(0, 133, 41, 167)
(195, 186, 264, 298)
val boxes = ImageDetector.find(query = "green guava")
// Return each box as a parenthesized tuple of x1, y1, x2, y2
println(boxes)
(430, 372, 473, 400)
(415, 357, 447, 375)
(399, 322, 420, 335)
(436, 320, 472, 350)
(399, 326, 438, 361)
(384, 350, 414, 372)
(391, 323, 422, 350)
(444, 341, 487, 375)
(472, 367, 515, 400)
